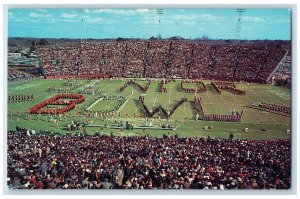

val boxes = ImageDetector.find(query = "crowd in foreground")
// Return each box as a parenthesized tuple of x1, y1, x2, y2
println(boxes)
(7, 129, 291, 190)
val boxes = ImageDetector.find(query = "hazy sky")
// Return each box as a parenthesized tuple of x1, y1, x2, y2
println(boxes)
(8, 8, 291, 40)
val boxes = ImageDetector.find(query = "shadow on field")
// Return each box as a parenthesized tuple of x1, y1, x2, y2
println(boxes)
(206, 84, 215, 92)
(176, 83, 182, 92)
(133, 99, 147, 116)
(189, 101, 203, 119)
(156, 82, 161, 92)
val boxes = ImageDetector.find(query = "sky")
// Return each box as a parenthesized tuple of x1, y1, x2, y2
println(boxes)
(8, 8, 291, 40)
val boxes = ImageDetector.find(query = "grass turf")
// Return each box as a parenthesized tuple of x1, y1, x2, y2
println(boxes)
(7, 78, 291, 140)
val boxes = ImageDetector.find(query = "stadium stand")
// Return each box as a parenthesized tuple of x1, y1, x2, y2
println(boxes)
(38, 40, 289, 83)
(7, 129, 290, 189)
(8, 68, 35, 81)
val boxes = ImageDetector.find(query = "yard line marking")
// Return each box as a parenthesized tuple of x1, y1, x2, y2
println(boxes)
(227, 91, 260, 124)
(246, 87, 279, 124)
(174, 119, 187, 130)
(251, 84, 288, 106)
(181, 90, 187, 118)
(118, 91, 134, 113)
(106, 89, 123, 107)
(152, 90, 159, 107)
(220, 84, 258, 123)
(73, 82, 118, 112)
(86, 97, 104, 110)
(205, 85, 219, 114)
(168, 83, 172, 109)
(219, 92, 231, 110)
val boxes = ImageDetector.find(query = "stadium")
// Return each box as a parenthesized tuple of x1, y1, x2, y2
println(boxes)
(7, 8, 291, 190)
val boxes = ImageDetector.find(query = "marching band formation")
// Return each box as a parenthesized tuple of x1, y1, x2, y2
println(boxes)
(139, 95, 187, 118)
(203, 111, 244, 122)
(119, 79, 151, 92)
(256, 102, 291, 117)
(211, 81, 222, 94)
(213, 81, 246, 95)
(8, 94, 34, 103)
(194, 96, 244, 122)
(159, 79, 173, 94)
(11, 79, 288, 125)
(181, 80, 207, 93)
(28, 93, 85, 115)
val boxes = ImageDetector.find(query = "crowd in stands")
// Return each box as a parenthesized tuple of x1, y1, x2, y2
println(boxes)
(268, 51, 291, 88)
(8, 68, 35, 81)
(7, 129, 291, 189)
(38, 40, 289, 82)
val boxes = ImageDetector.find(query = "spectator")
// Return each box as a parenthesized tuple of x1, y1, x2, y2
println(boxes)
(38, 40, 290, 82)
(7, 129, 291, 190)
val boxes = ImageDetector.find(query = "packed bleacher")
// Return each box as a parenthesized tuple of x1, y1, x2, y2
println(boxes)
(269, 51, 291, 88)
(7, 129, 290, 189)
(38, 40, 289, 82)
(8, 68, 35, 81)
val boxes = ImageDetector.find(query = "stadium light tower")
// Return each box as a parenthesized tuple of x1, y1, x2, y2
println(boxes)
(77, 9, 87, 47)
(156, 9, 165, 39)
(156, 9, 165, 22)
(235, 9, 245, 41)
(232, 9, 245, 81)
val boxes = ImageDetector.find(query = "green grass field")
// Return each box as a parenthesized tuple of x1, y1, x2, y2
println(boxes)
(7, 78, 291, 140)
(90, 100, 120, 112)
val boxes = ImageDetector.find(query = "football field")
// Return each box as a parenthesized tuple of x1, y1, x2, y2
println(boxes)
(7, 78, 291, 140)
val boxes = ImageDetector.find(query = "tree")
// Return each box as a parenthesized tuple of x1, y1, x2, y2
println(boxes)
(29, 41, 36, 53)
(201, 35, 209, 40)
(38, 39, 49, 45)
(116, 37, 125, 42)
